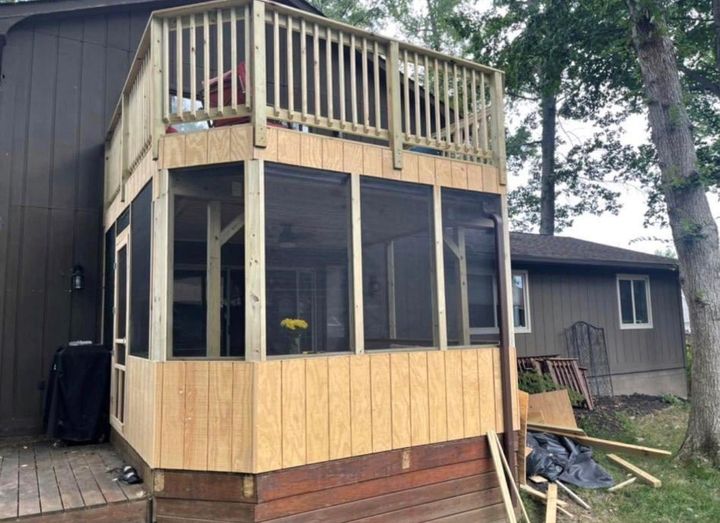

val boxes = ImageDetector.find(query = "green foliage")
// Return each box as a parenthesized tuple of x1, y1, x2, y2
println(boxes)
(517, 371, 558, 394)
(309, 0, 390, 30)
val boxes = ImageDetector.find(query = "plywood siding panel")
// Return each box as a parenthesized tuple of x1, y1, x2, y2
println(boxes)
(350, 355, 373, 456)
(445, 350, 464, 441)
(363, 146, 383, 177)
(229, 125, 253, 161)
(477, 350, 496, 434)
(207, 362, 234, 472)
(467, 164, 483, 191)
(305, 358, 330, 464)
(401, 153, 419, 183)
(162, 134, 186, 169)
(382, 149, 401, 181)
(418, 155, 435, 185)
(328, 356, 352, 460)
(255, 360, 283, 472)
(492, 348, 504, 431)
(232, 363, 254, 472)
(390, 353, 411, 449)
(482, 166, 500, 193)
(451, 162, 468, 189)
(183, 362, 210, 470)
(256, 126, 279, 162)
(435, 159, 452, 187)
(281, 359, 307, 468)
(160, 362, 186, 469)
(370, 353, 392, 453)
(322, 139, 344, 172)
(409, 352, 430, 446)
(427, 351, 448, 443)
(277, 129, 301, 165)
(207, 128, 232, 164)
(461, 350, 481, 437)
(300, 133, 323, 169)
(343, 142, 363, 174)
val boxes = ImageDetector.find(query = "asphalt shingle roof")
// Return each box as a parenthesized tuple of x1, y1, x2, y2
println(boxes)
(510, 232, 678, 270)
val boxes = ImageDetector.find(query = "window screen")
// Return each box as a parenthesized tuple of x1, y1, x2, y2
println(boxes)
(361, 178, 435, 349)
(103, 228, 116, 349)
(130, 184, 152, 357)
(618, 275, 652, 327)
(265, 164, 351, 355)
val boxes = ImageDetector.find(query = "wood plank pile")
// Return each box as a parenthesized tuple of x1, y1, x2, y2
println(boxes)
(518, 355, 595, 409)
(517, 390, 669, 521)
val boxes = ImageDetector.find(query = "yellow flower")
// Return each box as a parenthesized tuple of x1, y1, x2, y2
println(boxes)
(281, 318, 309, 331)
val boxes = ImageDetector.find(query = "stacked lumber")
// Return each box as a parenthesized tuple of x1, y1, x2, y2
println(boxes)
(518, 355, 594, 409)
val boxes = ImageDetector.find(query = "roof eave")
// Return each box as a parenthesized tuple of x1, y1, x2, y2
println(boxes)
(510, 254, 678, 272)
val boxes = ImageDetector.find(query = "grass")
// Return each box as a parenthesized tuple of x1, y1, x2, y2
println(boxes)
(521, 402, 720, 522)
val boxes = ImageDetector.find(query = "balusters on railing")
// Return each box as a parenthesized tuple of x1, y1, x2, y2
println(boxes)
(287, 14, 294, 115)
(350, 34, 357, 131)
(273, 11, 279, 114)
(327, 27, 334, 121)
(313, 23, 320, 123)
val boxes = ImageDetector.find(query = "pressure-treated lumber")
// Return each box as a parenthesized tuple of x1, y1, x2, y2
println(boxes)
(527, 422, 586, 436)
(544, 483, 557, 523)
(518, 391, 530, 485)
(607, 454, 662, 487)
(608, 477, 637, 492)
(491, 432, 531, 523)
(555, 479, 590, 510)
(486, 430, 517, 523)
(519, 484, 568, 508)
(569, 435, 672, 458)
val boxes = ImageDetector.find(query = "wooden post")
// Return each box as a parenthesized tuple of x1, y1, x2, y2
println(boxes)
(491, 71, 507, 186)
(245, 159, 266, 361)
(251, 0, 267, 147)
(150, 169, 173, 361)
(458, 228, 470, 346)
(120, 92, 130, 202)
(150, 16, 165, 159)
(386, 241, 397, 340)
(387, 41, 403, 170)
(432, 185, 447, 349)
(207, 201, 222, 357)
(350, 172, 364, 354)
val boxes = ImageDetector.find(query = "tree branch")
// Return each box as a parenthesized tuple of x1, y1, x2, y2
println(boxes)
(679, 64, 720, 97)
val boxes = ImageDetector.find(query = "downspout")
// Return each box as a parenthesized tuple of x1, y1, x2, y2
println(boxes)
(491, 212, 517, 477)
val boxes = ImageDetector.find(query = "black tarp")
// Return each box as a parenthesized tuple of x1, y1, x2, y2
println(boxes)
(526, 431, 615, 489)
(43, 344, 111, 443)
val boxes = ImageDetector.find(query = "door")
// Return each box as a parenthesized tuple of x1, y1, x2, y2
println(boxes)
(111, 230, 130, 428)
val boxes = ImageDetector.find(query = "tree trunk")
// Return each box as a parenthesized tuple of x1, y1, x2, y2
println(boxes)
(539, 93, 557, 235)
(628, 0, 720, 464)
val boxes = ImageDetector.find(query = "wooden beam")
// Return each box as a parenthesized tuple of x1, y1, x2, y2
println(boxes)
(387, 41, 403, 169)
(556, 479, 590, 510)
(492, 432, 530, 523)
(150, 16, 165, 159)
(607, 454, 662, 487)
(219, 214, 245, 245)
(245, 159, 266, 361)
(487, 431, 517, 523)
(545, 483, 557, 523)
(565, 435, 671, 458)
(150, 169, 172, 361)
(432, 185, 447, 349)
(527, 422, 586, 436)
(457, 228, 470, 346)
(206, 201, 222, 357)
(491, 71, 507, 185)
(608, 477, 637, 492)
(251, 0, 267, 147)
(350, 172, 364, 354)
(386, 241, 397, 340)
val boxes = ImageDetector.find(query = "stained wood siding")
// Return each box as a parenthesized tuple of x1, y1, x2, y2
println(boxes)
(121, 347, 514, 473)
(514, 265, 685, 375)
(0, 8, 155, 435)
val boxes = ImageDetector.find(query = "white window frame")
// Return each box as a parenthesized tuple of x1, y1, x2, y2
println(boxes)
(616, 274, 653, 330)
(512, 270, 531, 334)
(468, 272, 499, 336)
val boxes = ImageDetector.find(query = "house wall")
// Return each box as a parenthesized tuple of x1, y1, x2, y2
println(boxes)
(0, 7, 156, 435)
(513, 263, 687, 396)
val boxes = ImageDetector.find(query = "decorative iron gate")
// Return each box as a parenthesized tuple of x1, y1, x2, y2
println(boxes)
(565, 321, 614, 398)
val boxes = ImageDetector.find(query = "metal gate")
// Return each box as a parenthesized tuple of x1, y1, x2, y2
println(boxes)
(565, 321, 614, 398)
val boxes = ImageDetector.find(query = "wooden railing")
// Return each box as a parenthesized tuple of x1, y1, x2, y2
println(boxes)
(104, 0, 505, 204)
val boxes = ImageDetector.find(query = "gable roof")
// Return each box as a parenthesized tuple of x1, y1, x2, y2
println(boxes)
(510, 232, 678, 271)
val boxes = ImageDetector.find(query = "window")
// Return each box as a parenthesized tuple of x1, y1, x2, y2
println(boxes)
(362, 178, 435, 349)
(617, 274, 653, 329)
(265, 165, 351, 355)
(512, 270, 531, 333)
(172, 167, 245, 357)
(442, 189, 501, 346)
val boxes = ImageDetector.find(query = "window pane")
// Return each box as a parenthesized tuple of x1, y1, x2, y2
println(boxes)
(265, 165, 350, 355)
(362, 178, 434, 349)
(619, 279, 634, 324)
(442, 189, 501, 346)
(512, 273, 526, 328)
(173, 168, 244, 357)
(633, 279, 649, 324)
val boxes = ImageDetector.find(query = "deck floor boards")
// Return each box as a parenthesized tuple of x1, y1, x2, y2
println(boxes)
(0, 441, 148, 521)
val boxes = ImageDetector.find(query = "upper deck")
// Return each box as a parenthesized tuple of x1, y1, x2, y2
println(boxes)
(103, 0, 506, 206)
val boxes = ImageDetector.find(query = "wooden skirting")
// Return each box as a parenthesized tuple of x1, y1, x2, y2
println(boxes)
(158, 125, 504, 195)
(10, 500, 149, 523)
(152, 434, 514, 523)
(119, 348, 519, 474)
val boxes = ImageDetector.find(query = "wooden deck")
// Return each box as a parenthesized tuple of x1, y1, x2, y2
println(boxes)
(0, 441, 148, 522)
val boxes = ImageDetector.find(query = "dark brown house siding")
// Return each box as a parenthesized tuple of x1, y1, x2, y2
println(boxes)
(513, 264, 685, 379)
(0, 8, 153, 435)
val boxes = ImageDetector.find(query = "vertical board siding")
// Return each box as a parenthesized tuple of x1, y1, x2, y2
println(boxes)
(0, 9, 150, 435)
(137, 348, 507, 473)
(513, 266, 685, 376)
